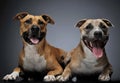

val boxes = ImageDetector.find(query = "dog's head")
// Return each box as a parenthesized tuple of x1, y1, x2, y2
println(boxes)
(14, 12, 54, 45)
(76, 19, 113, 58)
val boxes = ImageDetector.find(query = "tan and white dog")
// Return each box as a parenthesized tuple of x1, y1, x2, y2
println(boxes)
(57, 19, 113, 81)
(3, 12, 67, 82)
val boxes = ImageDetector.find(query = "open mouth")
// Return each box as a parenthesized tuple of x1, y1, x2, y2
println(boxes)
(82, 36, 108, 58)
(30, 38, 40, 44)
(22, 31, 46, 45)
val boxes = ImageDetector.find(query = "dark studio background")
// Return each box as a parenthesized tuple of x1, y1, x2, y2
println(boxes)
(0, 0, 120, 83)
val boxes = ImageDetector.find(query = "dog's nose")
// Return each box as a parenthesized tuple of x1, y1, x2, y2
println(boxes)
(94, 31, 102, 39)
(31, 25, 40, 32)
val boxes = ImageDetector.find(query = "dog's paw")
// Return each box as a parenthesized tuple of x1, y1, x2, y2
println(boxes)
(98, 73, 111, 81)
(3, 72, 19, 81)
(72, 76, 77, 82)
(44, 75, 56, 82)
(56, 75, 69, 82)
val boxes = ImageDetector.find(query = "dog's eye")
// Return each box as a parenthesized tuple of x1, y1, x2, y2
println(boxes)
(99, 23, 107, 30)
(101, 25, 106, 29)
(38, 20, 44, 25)
(85, 24, 93, 30)
(25, 19, 32, 24)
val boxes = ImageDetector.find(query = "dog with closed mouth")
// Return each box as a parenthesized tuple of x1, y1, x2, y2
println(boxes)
(3, 12, 67, 82)
(57, 19, 113, 81)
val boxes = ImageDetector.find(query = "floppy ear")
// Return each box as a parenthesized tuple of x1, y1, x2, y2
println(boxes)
(76, 19, 87, 28)
(102, 19, 113, 27)
(13, 12, 29, 20)
(42, 15, 55, 24)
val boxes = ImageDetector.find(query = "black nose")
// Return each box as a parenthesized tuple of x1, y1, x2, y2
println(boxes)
(31, 25, 40, 32)
(94, 31, 102, 39)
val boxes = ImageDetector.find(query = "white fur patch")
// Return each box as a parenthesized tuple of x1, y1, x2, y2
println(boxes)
(56, 75, 69, 82)
(98, 73, 110, 81)
(72, 76, 77, 82)
(3, 71, 19, 80)
(23, 44, 46, 72)
(72, 42, 104, 74)
(44, 75, 56, 82)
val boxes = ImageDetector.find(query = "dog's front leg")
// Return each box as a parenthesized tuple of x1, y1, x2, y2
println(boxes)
(56, 64, 71, 82)
(3, 67, 21, 80)
(98, 64, 113, 81)
(44, 63, 63, 82)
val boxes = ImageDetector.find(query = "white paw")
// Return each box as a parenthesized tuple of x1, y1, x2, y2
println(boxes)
(3, 72, 19, 81)
(98, 74, 110, 81)
(56, 75, 68, 82)
(44, 75, 56, 82)
(72, 76, 77, 82)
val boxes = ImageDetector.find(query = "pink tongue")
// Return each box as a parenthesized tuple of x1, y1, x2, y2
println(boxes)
(30, 38, 39, 44)
(92, 47, 103, 58)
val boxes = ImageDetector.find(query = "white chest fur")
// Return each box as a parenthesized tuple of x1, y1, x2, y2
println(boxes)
(73, 42, 104, 74)
(23, 44, 46, 72)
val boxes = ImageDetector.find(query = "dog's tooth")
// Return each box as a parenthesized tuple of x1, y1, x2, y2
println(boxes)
(85, 40, 87, 44)
(85, 40, 88, 46)
(90, 42, 92, 47)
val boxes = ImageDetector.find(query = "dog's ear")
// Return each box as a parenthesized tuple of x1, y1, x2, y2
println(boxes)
(14, 12, 29, 20)
(76, 19, 87, 28)
(102, 19, 113, 27)
(42, 15, 55, 24)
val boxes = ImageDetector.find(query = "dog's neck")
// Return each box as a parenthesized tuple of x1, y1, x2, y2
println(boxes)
(23, 38, 47, 55)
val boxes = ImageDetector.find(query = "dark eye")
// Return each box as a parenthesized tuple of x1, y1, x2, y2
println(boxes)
(99, 23, 107, 30)
(38, 20, 44, 25)
(25, 19, 32, 24)
(101, 25, 106, 29)
(85, 23, 93, 30)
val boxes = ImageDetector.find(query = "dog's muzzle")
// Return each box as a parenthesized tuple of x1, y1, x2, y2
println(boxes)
(22, 25, 46, 45)
(82, 34, 109, 58)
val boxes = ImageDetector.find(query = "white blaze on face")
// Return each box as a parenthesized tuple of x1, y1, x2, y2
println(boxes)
(91, 28, 104, 58)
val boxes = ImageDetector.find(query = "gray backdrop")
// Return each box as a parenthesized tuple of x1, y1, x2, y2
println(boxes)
(0, 0, 120, 80)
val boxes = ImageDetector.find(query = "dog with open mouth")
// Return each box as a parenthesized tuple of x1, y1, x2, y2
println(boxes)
(3, 12, 67, 82)
(57, 19, 113, 81)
